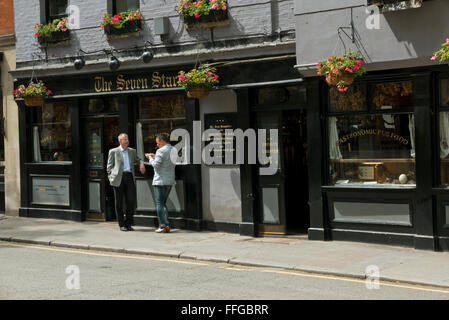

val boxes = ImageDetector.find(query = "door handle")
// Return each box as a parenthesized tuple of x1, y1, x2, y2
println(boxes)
(246, 193, 255, 200)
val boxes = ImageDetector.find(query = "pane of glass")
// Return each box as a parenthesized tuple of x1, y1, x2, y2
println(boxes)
(104, 117, 120, 155)
(372, 81, 413, 110)
(138, 95, 186, 154)
(87, 122, 103, 168)
(439, 111, 449, 186)
(257, 113, 280, 172)
(440, 79, 449, 107)
(329, 114, 416, 186)
(115, 0, 140, 13)
(49, 0, 68, 17)
(32, 102, 71, 162)
(329, 85, 366, 112)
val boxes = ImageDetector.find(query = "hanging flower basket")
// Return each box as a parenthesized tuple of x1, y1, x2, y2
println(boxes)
(187, 86, 210, 99)
(317, 52, 366, 92)
(24, 96, 46, 107)
(431, 38, 449, 64)
(177, 0, 229, 29)
(177, 66, 219, 99)
(325, 73, 355, 86)
(13, 81, 52, 107)
(100, 10, 142, 37)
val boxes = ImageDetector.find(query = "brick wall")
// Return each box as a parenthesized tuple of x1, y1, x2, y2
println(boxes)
(0, 0, 14, 35)
(13, 0, 295, 66)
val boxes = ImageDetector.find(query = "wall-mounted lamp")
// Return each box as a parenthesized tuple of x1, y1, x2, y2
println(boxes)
(141, 41, 154, 64)
(109, 55, 120, 71)
(74, 49, 87, 70)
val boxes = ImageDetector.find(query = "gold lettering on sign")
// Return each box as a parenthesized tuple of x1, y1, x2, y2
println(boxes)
(152, 72, 161, 88)
(94, 76, 112, 93)
(116, 74, 125, 91)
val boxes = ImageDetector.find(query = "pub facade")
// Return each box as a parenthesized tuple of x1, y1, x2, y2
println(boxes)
(12, 0, 307, 237)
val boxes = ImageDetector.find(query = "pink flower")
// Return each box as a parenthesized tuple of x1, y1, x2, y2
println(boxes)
(317, 71, 322, 75)
(222, 6, 227, 10)
(35, 32, 40, 36)
(195, 13, 199, 18)
(345, 68, 353, 73)
(353, 65, 359, 70)
(446, 38, 449, 44)
(178, 75, 185, 80)
(356, 60, 364, 65)
(431, 55, 437, 61)
(48, 90, 52, 94)
(213, 75, 219, 79)
(129, 15, 133, 20)
(212, 3, 218, 9)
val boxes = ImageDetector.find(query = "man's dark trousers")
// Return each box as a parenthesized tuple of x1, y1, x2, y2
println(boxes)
(113, 172, 136, 228)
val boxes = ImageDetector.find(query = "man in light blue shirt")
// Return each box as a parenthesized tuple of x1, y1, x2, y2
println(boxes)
(145, 134, 176, 233)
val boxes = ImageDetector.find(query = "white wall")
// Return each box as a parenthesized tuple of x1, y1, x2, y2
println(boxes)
(200, 90, 242, 223)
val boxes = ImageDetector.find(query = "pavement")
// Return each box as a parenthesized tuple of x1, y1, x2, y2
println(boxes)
(1, 214, 449, 289)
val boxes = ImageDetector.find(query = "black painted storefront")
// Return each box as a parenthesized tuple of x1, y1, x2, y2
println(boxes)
(16, 58, 449, 251)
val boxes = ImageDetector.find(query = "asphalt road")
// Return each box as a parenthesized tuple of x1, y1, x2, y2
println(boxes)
(1, 241, 448, 300)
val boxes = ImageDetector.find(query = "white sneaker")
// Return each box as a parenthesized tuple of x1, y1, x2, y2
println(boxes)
(155, 227, 167, 233)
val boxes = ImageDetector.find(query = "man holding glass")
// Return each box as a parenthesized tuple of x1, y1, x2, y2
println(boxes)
(145, 134, 176, 233)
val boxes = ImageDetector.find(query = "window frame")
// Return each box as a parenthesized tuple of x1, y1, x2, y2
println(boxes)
(112, 0, 140, 15)
(325, 76, 417, 187)
(45, 0, 68, 23)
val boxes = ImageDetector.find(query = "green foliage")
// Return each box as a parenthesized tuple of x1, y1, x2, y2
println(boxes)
(177, 66, 219, 91)
(176, 0, 227, 18)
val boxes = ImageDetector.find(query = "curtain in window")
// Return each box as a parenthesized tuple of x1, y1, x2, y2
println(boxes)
(33, 126, 42, 162)
(329, 117, 342, 160)
(408, 115, 415, 158)
(440, 112, 449, 159)
(136, 122, 144, 162)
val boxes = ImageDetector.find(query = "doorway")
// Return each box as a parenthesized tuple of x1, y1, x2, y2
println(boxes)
(256, 109, 309, 235)
(82, 115, 120, 222)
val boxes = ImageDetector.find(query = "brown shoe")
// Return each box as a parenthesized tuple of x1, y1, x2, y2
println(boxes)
(165, 226, 170, 233)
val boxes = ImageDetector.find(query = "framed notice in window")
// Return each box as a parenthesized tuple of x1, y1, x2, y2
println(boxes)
(31, 175, 70, 206)
(204, 113, 238, 165)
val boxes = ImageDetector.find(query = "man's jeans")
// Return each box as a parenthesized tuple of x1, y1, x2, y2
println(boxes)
(154, 185, 172, 228)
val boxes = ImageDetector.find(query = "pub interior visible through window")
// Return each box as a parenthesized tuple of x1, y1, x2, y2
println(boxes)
(32, 102, 72, 162)
(327, 81, 416, 187)
(137, 95, 186, 163)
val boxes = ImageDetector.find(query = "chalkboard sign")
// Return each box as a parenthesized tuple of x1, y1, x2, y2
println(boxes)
(204, 113, 238, 165)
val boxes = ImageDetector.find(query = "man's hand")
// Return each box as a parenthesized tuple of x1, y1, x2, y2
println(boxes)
(140, 163, 146, 174)
(145, 153, 155, 159)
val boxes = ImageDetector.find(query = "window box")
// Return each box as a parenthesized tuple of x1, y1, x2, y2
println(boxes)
(184, 9, 229, 29)
(37, 29, 71, 45)
(104, 19, 142, 36)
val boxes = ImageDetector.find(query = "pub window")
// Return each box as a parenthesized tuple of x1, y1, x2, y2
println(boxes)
(113, 0, 140, 14)
(0, 91, 4, 175)
(32, 102, 72, 162)
(137, 95, 186, 162)
(328, 81, 415, 187)
(439, 78, 449, 186)
(46, 0, 68, 23)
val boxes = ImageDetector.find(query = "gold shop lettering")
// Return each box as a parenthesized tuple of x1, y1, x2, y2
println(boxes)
(338, 129, 409, 145)
(94, 72, 180, 93)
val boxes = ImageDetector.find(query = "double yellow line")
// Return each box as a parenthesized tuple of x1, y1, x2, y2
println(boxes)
(2, 240, 449, 295)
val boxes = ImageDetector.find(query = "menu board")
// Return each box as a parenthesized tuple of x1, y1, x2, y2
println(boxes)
(204, 113, 237, 165)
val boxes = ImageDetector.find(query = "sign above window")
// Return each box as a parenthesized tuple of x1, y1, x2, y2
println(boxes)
(367, 0, 423, 12)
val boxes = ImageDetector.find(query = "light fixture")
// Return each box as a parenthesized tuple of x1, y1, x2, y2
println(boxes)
(74, 50, 86, 70)
(109, 55, 120, 71)
(141, 40, 154, 64)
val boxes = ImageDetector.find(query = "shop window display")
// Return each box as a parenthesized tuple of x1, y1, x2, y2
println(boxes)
(328, 81, 415, 187)
(439, 79, 449, 186)
(32, 102, 71, 162)
(137, 95, 186, 160)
